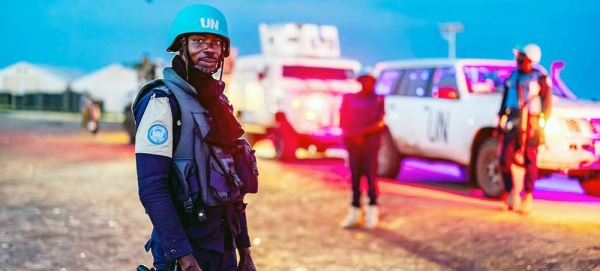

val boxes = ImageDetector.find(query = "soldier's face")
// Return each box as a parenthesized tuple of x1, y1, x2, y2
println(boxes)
(516, 53, 533, 72)
(186, 34, 223, 71)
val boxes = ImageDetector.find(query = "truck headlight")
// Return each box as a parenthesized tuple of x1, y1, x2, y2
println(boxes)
(308, 97, 324, 110)
(291, 99, 301, 108)
(543, 116, 562, 135)
(305, 111, 317, 120)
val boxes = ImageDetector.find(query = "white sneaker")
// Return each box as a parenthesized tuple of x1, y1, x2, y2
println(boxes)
(364, 205, 379, 229)
(339, 207, 361, 228)
(504, 189, 521, 211)
(520, 193, 533, 214)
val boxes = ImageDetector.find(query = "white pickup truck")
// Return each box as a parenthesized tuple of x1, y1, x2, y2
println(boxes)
(227, 23, 361, 160)
(372, 58, 600, 198)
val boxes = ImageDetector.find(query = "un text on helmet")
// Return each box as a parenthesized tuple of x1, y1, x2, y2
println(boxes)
(200, 18, 219, 30)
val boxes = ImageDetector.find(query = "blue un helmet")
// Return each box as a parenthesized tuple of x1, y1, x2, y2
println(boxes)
(167, 4, 230, 57)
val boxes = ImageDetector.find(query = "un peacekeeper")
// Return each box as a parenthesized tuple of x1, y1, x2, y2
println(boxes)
(132, 5, 256, 271)
(497, 43, 552, 214)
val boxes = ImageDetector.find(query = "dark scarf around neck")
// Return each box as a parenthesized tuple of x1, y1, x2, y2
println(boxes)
(172, 55, 244, 149)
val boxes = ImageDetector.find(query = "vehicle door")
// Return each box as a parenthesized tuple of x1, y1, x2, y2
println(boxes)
(420, 66, 462, 160)
(377, 67, 435, 157)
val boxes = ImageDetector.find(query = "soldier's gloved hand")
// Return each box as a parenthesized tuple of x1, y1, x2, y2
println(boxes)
(238, 247, 257, 271)
(178, 253, 203, 271)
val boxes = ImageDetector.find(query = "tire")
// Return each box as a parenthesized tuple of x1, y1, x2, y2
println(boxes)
(578, 174, 600, 197)
(474, 137, 504, 198)
(377, 128, 402, 178)
(271, 127, 298, 161)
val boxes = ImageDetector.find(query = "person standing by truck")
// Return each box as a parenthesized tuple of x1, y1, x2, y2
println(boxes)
(497, 43, 552, 213)
(339, 74, 386, 229)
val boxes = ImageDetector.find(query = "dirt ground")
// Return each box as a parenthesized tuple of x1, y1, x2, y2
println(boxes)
(1, 114, 600, 271)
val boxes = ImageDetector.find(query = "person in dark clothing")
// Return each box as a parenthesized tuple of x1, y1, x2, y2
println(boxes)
(497, 43, 552, 213)
(339, 74, 385, 229)
(133, 5, 256, 271)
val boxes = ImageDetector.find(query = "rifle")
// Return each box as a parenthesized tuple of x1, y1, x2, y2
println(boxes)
(516, 77, 527, 166)
(516, 75, 543, 165)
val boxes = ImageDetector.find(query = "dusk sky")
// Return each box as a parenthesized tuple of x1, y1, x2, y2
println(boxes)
(2, 0, 599, 99)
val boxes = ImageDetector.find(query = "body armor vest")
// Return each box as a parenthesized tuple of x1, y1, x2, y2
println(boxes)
(505, 69, 544, 115)
(161, 77, 242, 209)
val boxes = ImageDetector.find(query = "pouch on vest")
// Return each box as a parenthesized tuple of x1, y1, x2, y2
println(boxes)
(206, 148, 242, 205)
(187, 112, 242, 207)
(233, 138, 259, 194)
(172, 158, 198, 213)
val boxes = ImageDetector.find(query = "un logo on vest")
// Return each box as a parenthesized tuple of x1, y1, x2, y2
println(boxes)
(147, 124, 168, 145)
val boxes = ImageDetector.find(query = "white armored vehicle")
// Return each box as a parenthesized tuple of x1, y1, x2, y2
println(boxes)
(227, 23, 361, 159)
(372, 58, 600, 198)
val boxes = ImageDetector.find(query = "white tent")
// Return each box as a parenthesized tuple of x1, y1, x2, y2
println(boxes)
(0, 61, 81, 95)
(71, 63, 139, 113)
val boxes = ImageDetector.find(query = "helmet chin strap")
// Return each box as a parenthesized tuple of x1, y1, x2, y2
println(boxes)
(217, 58, 224, 82)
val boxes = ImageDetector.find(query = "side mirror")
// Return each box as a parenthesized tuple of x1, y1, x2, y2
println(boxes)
(437, 86, 459, 100)
(550, 60, 578, 100)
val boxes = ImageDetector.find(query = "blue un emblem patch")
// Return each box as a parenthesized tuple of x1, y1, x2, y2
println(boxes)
(147, 124, 168, 145)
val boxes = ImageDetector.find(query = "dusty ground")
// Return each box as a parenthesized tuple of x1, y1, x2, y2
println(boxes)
(1, 112, 600, 271)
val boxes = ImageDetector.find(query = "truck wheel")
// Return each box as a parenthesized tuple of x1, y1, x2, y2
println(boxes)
(377, 128, 402, 178)
(475, 137, 504, 198)
(578, 174, 600, 197)
(271, 128, 298, 161)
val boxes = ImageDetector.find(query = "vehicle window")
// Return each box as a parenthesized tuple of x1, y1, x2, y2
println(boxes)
(431, 66, 458, 98)
(375, 69, 403, 95)
(394, 68, 433, 97)
(461, 64, 575, 99)
(463, 65, 514, 94)
(282, 65, 355, 80)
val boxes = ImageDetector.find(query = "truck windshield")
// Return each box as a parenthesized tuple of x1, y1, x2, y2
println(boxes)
(283, 65, 355, 80)
(463, 64, 575, 99)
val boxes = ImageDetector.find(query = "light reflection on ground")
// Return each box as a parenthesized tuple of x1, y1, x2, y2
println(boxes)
(253, 139, 600, 205)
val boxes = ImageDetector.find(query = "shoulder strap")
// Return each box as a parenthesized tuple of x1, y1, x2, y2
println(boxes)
(132, 79, 168, 108)
(132, 79, 182, 151)
(134, 80, 196, 212)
